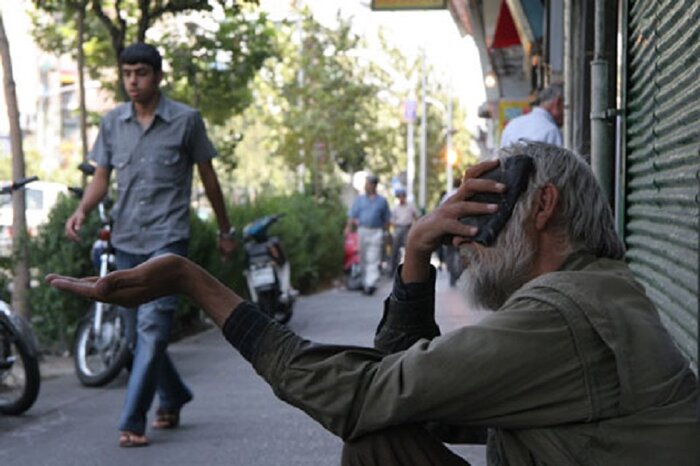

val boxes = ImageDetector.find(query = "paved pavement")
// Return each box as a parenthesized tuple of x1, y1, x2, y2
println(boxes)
(0, 268, 488, 466)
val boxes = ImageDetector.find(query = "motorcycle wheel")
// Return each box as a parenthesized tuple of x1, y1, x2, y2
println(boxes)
(73, 304, 132, 387)
(257, 290, 276, 319)
(274, 300, 293, 325)
(257, 290, 292, 324)
(0, 323, 40, 415)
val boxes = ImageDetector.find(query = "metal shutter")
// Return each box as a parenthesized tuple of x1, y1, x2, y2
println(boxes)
(624, 0, 699, 370)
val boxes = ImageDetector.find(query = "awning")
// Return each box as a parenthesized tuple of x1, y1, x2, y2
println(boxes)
(491, 0, 520, 49)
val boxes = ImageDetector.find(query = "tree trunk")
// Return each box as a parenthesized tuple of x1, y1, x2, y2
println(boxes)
(77, 1, 89, 187)
(0, 13, 31, 319)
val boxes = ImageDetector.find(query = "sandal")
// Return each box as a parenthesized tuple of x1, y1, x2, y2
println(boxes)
(119, 431, 149, 448)
(152, 409, 180, 429)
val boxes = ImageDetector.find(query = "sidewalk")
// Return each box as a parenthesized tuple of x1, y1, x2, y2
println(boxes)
(10, 268, 489, 466)
(39, 353, 73, 380)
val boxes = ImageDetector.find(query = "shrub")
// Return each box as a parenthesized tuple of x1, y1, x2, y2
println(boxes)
(27, 191, 345, 352)
(29, 194, 100, 352)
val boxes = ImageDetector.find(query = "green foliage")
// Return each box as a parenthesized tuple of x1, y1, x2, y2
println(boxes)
(28, 193, 100, 351)
(161, 8, 277, 127)
(228, 193, 346, 293)
(26, 191, 344, 351)
(31, 0, 275, 106)
(30, 1, 117, 93)
(262, 11, 390, 194)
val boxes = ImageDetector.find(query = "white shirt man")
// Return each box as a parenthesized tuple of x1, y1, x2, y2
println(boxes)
(500, 83, 564, 148)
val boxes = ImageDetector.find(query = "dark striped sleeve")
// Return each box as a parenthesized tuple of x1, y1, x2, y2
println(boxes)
(222, 301, 273, 362)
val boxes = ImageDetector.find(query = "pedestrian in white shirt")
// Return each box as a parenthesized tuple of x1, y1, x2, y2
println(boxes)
(390, 188, 418, 273)
(500, 83, 564, 148)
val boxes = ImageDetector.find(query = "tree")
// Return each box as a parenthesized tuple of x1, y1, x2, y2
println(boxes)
(0, 12, 31, 319)
(31, 0, 266, 100)
(219, 10, 473, 206)
(31, 0, 276, 181)
(263, 10, 394, 198)
(160, 7, 277, 125)
(33, 0, 91, 186)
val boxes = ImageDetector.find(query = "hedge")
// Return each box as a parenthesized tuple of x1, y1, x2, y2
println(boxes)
(27, 192, 346, 352)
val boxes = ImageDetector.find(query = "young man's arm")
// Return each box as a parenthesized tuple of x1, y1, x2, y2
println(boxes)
(197, 160, 236, 256)
(65, 166, 110, 242)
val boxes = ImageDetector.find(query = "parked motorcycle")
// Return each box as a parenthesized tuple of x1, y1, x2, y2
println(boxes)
(70, 163, 133, 387)
(242, 214, 294, 324)
(0, 177, 41, 415)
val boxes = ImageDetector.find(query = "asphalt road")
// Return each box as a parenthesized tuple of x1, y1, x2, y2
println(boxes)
(0, 270, 487, 466)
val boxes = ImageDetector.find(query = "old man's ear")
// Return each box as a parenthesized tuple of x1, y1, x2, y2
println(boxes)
(534, 183, 559, 230)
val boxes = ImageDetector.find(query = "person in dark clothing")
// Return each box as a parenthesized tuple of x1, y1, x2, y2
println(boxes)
(49, 142, 698, 464)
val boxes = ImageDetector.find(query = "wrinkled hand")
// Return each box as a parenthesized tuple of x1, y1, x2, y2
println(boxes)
(402, 160, 505, 282)
(46, 254, 188, 308)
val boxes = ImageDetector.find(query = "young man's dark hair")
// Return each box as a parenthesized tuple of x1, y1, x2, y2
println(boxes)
(119, 43, 162, 73)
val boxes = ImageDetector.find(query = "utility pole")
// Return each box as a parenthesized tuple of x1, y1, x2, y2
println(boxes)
(419, 49, 427, 213)
(295, 1, 306, 194)
(405, 93, 416, 204)
(446, 88, 454, 193)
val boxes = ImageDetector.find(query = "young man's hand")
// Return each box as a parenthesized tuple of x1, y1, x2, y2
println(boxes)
(218, 236, 237, 258)
(65, 209, 87, 242)
(401, 160, 505, 283)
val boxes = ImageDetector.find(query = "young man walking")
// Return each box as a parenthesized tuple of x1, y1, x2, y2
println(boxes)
(64, 43, 236, 447)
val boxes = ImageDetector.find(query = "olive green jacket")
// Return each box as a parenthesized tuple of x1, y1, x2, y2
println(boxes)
(225, 254, 698, 465)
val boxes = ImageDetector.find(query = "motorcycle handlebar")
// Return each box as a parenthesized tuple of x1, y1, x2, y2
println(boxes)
(0, 176, 39, 195)
(68, 186, 84, 199)
(78, 162, 96, 176)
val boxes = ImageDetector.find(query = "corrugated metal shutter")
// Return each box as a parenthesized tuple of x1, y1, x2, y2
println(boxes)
(625, 0, 699, 370)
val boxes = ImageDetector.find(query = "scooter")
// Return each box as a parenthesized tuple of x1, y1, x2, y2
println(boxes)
(242, 214, 295, 324)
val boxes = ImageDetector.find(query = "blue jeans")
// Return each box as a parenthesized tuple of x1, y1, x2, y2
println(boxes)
(116, 241, 193, 435)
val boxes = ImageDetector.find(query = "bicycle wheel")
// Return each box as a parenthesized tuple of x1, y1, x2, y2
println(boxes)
(73, 304, 132, 387)
(0, 322, 41, 415)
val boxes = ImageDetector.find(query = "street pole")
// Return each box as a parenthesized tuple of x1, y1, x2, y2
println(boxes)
(419, 49, 427, 214)
(406, 106, 415, 204)
(295, 3, 306, 195)
(590, 0, 614, 203)
(446, 89, 453, 193)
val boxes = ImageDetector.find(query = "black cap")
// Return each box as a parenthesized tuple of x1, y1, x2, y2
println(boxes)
(366, 174, 379, 184)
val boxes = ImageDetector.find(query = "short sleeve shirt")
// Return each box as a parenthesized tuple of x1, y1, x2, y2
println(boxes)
(349, 194, 391, 229)
(500, 107, 563, 148)
(90, 95, 217, 254)
(391, 203, 418, 226)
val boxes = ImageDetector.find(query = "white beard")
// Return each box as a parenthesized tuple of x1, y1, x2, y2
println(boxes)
(458, 223, 537, 311)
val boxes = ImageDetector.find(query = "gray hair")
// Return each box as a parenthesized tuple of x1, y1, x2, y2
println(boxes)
(500, 142, 625, 260)
(536, 83, 563, 105)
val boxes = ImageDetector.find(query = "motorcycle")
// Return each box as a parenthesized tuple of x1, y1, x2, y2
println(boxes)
(0, 177, 41, 415)
(343, 228, 362, 291)
(71, 163, 133, 387)
(242, 214, 294, 324)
